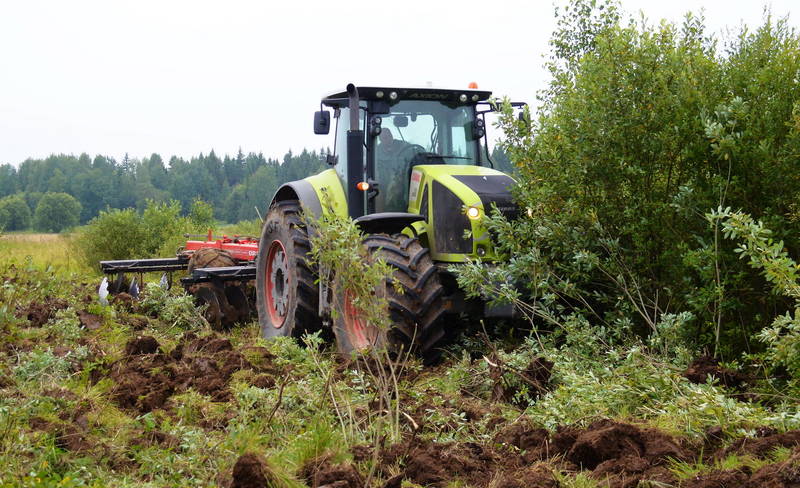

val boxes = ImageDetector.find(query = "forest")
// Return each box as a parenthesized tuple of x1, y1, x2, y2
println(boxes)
(0, 147, 513, 233)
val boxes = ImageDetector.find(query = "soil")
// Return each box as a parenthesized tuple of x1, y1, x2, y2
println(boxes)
(489, 355, 553, 404)
(54, 423, 93, 453)
(110, 332, 278, 413)
(494, 420, 550, 451)
(746, 448, 800, 487)
(379, 418, 799, 488)
(16, 297, 68, 327)
(112, 292, 136, 312)
(684, 355, 748, 389)
(77, 310, 103, 330)
(522, 356, 554, 393)
(379, 419, 691, 488)
(566, 419, 687, 469)
(300, 455, 364, 488)
(379, 438, 517, 488)
(129, 430, 181, 450)
(718, 429, 800, 459)
(124, 336, 161, 356)
(230, 453, 274, 488)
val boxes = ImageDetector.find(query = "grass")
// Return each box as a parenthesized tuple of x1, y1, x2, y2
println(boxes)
(0, 232, 91, 275)
(1, 241, 799, 487)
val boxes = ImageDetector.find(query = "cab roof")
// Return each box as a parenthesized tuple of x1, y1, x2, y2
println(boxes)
(322, 86, 493, 107)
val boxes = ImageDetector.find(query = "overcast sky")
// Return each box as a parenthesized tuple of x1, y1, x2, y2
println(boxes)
(0, 0, 794, 166)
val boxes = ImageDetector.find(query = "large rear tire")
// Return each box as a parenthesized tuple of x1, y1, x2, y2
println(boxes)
(256, 200, 321, 339)
(333, 234, 447, 361)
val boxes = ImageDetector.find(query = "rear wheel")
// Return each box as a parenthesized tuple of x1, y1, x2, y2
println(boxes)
(333, 234, 447, 361)
(256, 200, 321, 339)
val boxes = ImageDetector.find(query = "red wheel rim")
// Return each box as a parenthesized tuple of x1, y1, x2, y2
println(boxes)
(264, 240, 289, 328)
(343, 290, 377, 349)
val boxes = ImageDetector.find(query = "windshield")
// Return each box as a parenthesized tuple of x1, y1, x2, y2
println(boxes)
(376, 100, 478, 163)
(372, 100, 479, 212)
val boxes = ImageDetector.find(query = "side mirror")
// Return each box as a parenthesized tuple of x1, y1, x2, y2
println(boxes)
(314, 111, 330, 135)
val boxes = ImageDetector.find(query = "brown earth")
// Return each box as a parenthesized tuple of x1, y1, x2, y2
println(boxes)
(683, 448, 800, 487)
(110, 333, 279, 413)
(379, 419, 690, 488)
(129, 429, 181, 450)
(229, 453, 275, 488)
(684, 355, 748, 389)
(489, 355, 553, 405)
(77, 310, 103, 330)
(718, 429, 800, 459)
(15, 297, 69, 327)
(112, 292, 136, 312)
(376, 421, 800, 488)
(54, 421, 94, 453)
(300, 455, 364, 488)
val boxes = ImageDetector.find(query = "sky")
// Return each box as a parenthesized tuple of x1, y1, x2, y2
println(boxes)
(0, 0, 795, 166)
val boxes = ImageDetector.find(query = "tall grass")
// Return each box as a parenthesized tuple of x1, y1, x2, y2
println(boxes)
(0, 232, 91, 275)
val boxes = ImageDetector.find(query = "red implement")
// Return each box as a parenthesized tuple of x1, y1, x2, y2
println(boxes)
(183, 235, 259, 262)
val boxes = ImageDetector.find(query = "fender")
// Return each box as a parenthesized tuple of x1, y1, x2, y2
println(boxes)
(269, 169, 348, 219)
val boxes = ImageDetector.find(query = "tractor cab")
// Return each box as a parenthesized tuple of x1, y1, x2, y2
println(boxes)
(316, 86, 493, 216)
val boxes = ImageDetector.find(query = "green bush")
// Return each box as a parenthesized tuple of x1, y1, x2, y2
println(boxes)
(33, 192, 81, 232)
(0, 194, 31, 231)
(463, 0, 800, 358)
(75, 199, 214, 267)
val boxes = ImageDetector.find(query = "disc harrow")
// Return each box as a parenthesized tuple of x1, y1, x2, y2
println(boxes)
(99, 232, 259, 328)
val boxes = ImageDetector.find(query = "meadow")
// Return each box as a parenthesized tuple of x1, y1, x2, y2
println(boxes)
(0, 232, 799, 487)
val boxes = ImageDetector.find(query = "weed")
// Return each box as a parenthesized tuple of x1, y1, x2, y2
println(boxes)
(13, 350, 71, 383)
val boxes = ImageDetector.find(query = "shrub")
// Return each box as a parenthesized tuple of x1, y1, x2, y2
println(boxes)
(462, 0, 800, 357)
(33, 192, 81, 232)
(0, 194, 31, 231)
(75, 199, 214, 266)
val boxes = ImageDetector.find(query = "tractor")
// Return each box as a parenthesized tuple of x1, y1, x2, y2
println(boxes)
(99, 83, 525, 358)
(256, 84, 524, 357)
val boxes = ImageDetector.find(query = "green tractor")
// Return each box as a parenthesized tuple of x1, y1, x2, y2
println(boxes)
(256, 84, 524, 358)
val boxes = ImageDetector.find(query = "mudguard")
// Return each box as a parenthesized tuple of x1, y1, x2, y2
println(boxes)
(269, 169, 348, 219)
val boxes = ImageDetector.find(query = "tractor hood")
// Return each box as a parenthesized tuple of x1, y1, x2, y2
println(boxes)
(407, 165, 517, 262)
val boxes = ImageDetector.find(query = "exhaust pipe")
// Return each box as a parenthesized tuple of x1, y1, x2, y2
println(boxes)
(346, 83, 359, 129)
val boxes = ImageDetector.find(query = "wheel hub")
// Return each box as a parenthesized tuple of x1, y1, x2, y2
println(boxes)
(265, 240, 289, 327)
(343, 290, 376, 349)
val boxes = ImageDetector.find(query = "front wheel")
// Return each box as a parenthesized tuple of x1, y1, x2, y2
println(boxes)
(333, 234, 447, 361)
(256, 200, 321, 339)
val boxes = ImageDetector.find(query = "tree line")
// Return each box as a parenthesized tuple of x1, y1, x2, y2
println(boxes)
(0, 144, 513, 233)
(0, 149, 328, 232)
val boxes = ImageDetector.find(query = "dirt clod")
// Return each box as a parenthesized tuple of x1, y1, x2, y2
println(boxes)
(77, 310, 102, 330)
(111, 333, 271, 413)
(301, 456, 364, 488)
(130, 430, 180, 450)
(230, 452, 274, 488)
(250, 374, 275, 389)
(54, 423, 92, 452)
(124, 336, 161, 356)
(566, 420, 686, 471)
(495, 421, 549, 451)
(719, 429, 800, 459)
(684, 355, 748, 389)
(16, 297, 68, 327)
